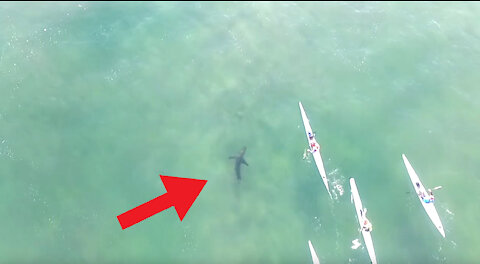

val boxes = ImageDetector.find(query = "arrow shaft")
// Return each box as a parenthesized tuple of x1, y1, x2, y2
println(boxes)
(117, 193, 172, 229)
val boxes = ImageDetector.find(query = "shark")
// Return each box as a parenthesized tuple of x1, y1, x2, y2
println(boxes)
(229, 147, 248, 180)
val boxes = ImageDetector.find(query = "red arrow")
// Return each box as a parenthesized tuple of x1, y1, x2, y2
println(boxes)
(117, 175, 207, 229)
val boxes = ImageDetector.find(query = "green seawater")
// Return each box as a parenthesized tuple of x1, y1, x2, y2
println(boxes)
(1, 2, 480, 263)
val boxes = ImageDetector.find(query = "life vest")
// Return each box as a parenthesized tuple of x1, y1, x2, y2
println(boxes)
(424, 196, 434, 203)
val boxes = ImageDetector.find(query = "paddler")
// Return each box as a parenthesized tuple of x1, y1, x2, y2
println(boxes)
(360, 208, 373, 232)
(426, 188, 435, 203)
(363, 219, 373, 232)
(308, 141, 320, 153)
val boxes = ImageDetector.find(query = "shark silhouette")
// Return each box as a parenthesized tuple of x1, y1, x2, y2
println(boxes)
(229, 147, 248, 180)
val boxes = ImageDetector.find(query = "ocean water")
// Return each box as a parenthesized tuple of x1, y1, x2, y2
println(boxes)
(1, 2, 480, 263)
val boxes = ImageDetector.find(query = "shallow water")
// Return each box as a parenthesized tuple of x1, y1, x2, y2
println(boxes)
(1, 2, 480, 263)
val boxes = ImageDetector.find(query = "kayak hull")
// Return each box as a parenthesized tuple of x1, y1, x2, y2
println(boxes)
(299, 102, 330, 195)
(402, 154, 445, 237)
(350, 178, 377, 264)
(308, 240, 320, 264)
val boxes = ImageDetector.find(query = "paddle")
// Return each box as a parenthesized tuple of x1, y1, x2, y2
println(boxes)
(406, 185, 442, 194)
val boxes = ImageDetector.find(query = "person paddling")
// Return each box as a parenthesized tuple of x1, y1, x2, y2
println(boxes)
(360, 208, 373, 232)
(424, 186, 442, 203)
(308, 141, 320, 153)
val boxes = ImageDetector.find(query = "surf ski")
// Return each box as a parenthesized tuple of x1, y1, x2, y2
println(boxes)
(402, 154, 445, 237)
(299, 102, 330, 197)
(350, 178, 377, 264)
(308, 240, 320, 264)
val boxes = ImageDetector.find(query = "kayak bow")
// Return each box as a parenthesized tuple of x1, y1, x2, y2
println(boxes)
(308, 240, 320, 264)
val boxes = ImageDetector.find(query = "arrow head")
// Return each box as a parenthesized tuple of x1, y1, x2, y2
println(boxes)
(160, 175, 207, 221)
